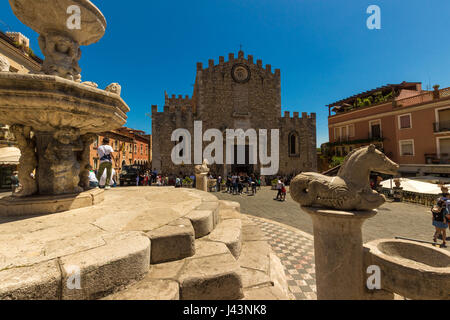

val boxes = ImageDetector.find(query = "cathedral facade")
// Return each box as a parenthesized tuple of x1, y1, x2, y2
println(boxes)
(151, 51, 317, 177)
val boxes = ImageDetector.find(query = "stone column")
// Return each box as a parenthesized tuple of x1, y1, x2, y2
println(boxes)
(301, 207, 377, 300)
(35, 129, 83, 195)
(195, 173, 208, 192)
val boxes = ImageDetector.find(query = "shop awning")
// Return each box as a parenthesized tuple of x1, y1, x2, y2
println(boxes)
(0, 147, 20, 165)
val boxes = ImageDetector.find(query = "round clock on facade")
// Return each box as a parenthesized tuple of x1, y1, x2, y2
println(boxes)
(231, 63, 251, 83)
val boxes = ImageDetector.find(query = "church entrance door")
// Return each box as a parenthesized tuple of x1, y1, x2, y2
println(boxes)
(231, 145, 254, 175)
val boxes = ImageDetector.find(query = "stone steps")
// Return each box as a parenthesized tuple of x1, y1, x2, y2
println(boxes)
(102, 201, 292, 300)
(207, 219, 242, 259)
(103, 238, 243, 300)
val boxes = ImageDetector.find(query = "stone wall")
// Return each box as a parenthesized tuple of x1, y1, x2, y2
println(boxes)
(151, 51, 317, 176)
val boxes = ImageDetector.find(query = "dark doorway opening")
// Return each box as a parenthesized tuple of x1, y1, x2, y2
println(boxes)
(231, 145, 254, 175)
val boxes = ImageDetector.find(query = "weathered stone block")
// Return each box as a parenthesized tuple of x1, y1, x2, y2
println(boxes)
(60, 232, 150, 300)
(147, 218, 195, 264)
(103, 278, 179, 300)
(0, 189, 104, 217)
(186, 210, 214, 238)
(178, 253, 243, 300)
(208, 219, 242, 259)
(0, 260, 61, 300)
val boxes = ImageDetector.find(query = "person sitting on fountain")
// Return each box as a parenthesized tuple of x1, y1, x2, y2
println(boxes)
(86, 165, 98, 189)
(96, 137, 115, 190)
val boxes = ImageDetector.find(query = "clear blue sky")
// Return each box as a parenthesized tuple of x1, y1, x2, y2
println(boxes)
(1, 0, 449, 146)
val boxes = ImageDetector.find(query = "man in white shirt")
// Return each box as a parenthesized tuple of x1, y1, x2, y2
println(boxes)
(96, 137, 115, 190)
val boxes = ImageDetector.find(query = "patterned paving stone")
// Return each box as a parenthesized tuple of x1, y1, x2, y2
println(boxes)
(247, 216, 317, 300)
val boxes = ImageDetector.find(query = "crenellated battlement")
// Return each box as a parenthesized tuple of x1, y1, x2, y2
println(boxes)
(164, 91, 192, 107)
(195, 50, 280, 77)
(151, 104, 194, 118)
(281, 111, 316, 123)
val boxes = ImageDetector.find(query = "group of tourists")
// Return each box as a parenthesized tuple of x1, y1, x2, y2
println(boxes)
(431, 191, 450, 247)
(223, 174, 261, 196)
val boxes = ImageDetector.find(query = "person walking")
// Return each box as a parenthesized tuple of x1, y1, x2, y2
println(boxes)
(274, 177, 282, 200)
(217, 175, 222, 192)
(432, 199, 449, 247)
(232, 173, 238, 195)
(100, 167, 116, 188)
(280, 180, 287, 201)
(96, 137, 115, 190)
(251, 175, 257, 195)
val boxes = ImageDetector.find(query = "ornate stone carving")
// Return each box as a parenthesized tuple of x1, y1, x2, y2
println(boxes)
(9, 124, 37, 197)
(231, 63, 251, 84)
(78, 133, 97, 190)
(291, 145, 399, 211)
(42, 128, 83, 195)
(38, 33, 82, 82)
(82, 81, 98, 88)
(0, 55, 10, 72)
(105, 83, 122, 96)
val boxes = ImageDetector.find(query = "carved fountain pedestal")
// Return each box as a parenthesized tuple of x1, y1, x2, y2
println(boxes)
(301, 207, 377, 300)
(291, 145, 450, 300)
(0, 1, 129, 216)
(195, 160, 210, 192)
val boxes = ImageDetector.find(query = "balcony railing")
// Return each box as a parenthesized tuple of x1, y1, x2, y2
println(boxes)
(433, 121, 450, 133)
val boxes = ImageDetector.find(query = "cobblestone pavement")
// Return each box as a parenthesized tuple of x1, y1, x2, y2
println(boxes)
(248, 215, 317, 300)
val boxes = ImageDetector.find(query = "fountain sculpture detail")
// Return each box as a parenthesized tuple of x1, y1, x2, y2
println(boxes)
(0, 1, 129, 216)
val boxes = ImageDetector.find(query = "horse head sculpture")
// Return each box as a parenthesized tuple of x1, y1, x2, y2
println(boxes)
(291, 145, 399, 211)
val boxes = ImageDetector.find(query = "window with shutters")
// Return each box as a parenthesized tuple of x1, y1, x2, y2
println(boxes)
(398, 114, 412, 129)
(399, 139, 414, 156)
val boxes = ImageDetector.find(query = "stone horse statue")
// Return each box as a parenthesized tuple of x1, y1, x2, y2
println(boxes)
(195, 159, 210, 175)
(290, 145, 399, 211)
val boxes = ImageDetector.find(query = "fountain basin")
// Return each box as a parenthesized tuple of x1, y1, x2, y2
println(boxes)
(364, 239, 450, 300)
(9, 0, 106, 46)
(0, 73, 129, 133)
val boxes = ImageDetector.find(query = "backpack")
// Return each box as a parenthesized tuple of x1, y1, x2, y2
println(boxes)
(432, 206, 445, 222)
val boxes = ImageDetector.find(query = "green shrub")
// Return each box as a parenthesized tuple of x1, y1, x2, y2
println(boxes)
(182, 177, 193, 185)
(330, 156, 345, 168)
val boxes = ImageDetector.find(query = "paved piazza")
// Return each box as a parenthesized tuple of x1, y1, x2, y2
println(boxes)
(216, 186, 449, 300)
(1, 186, 447, 300)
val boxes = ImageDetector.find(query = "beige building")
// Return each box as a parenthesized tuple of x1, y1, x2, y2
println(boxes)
(0, 31, 41, 74)
(151, 50, 317, 177)
(0, 30, 42, 189)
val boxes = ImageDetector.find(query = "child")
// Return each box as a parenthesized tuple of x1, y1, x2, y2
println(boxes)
(281, 182, 287, 201)
(431, 200, 449, 247)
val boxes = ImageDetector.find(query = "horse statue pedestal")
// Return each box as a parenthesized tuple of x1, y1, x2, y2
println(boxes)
(291, 145, 399, 300)
(300, 207, 377, 300)
(195, 173, 208, 192)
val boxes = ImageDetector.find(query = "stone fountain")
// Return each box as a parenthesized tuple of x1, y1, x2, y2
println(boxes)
(291, 145, 450, 300)
(0, 0, 129, 216)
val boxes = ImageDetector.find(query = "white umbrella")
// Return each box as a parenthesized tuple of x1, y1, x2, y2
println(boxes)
(381, 178, 443, 195)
